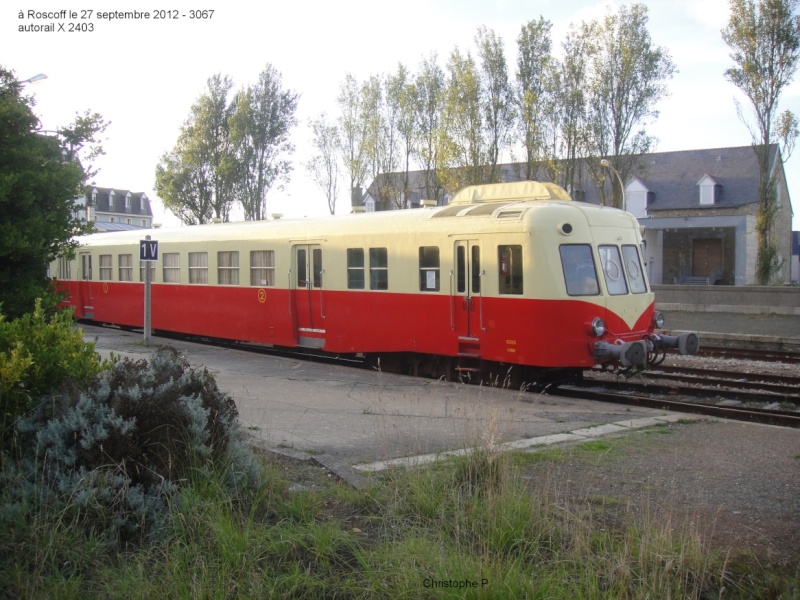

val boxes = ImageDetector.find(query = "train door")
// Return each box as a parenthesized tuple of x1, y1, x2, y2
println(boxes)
(453, 240, 484, 352)
(78, 251, 94, 319)
(292, 244, 325, 348)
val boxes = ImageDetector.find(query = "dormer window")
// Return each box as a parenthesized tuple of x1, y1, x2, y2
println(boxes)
(109, 190, 116, 210)
(625, 177, 651, 218)
(90, 188, 98, 206)
(697, 175, 721, 205)
(125, 192, 132, 210)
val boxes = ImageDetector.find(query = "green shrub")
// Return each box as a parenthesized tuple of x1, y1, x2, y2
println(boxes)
(0, 300, 105, 449)
(8, 347, 263, 546)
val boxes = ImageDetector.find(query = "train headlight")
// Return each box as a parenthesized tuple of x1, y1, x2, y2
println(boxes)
(653, 311, 665, 329)
(590, 317, 606, 337)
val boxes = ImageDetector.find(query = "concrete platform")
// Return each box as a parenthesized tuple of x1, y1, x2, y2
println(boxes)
(81, 324, 695, 487)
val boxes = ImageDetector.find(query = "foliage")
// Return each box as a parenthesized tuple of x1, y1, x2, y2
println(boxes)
(230, 65, 298, 221)
(155, 74, 237, 224)
(0, 66, 106, 319)
(1, 422, 797, 598)
(157, 68, 298, 225)
(722, 0, 800, 284)
(585, 3, 676, 208)
(0, 301, 104, 450)
(515, 17, 558, 182)
(5, 347, 262, 549)
(306, 113, 341, 214)
(336, 73, 371, 207)
(337, 6, 674, 207)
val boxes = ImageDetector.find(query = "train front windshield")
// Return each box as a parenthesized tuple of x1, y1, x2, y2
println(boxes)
(560, 244, 648, 296)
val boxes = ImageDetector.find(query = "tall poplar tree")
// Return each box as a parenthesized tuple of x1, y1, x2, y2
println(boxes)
(586, 3, 675, 208)
(722, 0, 800, 283)
(231, 65, 298, 221)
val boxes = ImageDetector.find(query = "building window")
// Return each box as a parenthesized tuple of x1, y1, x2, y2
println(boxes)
(163, 252, 181, 283)
(118, 254, 133, 282)
(125, 194, 131, 209)
(347, 248, 365, 289)
(142, 219, 147, 227)
(188, 252, 208, 284)
(418, 246, 440, 291)
(218, 251, 239, 285)
(250, 250, 275, 286)
(99, 254, 113, 280)
(498, 245, 523, 295)
(369, 247, 388, 290)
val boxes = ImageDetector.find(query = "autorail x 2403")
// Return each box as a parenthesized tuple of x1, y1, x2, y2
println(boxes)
(53, 180, 699, 388)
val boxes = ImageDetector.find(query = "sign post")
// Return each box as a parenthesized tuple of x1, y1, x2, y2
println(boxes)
(140, 236, 159, 345)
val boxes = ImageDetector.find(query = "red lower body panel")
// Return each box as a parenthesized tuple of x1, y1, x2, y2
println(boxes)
(59, 281, 655, 369)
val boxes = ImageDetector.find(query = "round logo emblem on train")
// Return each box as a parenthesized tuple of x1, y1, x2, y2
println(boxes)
(257, 288, 267, 303)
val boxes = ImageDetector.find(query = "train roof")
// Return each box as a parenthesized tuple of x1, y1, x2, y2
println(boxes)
(72, 183, 637, 249)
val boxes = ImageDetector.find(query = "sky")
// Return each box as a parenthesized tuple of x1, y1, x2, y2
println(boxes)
(4, 0, 800, 230)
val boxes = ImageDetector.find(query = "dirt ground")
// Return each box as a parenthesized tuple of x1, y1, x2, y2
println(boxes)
(518, 419, 800, 570)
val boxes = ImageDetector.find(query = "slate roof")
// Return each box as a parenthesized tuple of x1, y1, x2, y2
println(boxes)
(606, 145, 778, 212)
(366, 145, 779, 212)
(87, 186, 153, 217)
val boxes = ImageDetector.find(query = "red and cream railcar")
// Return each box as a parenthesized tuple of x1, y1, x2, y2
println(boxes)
(53, 181, 698, 383)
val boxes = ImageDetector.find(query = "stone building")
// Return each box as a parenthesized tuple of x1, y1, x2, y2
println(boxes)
(74, 186, 154, 231)
(364, 145, 794, 286)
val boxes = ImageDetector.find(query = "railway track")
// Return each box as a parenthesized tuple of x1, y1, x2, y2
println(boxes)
(698, 345, 800, 364)
(554, 385, 800, 428)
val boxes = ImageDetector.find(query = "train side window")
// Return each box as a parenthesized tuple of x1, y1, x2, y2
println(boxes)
(139, 261, 155, 282)
(218, 251, 239, 285)
(313, 248, 323, 288)
(369, 247, 388, 290)
(419, 246, 440, 291)
(189, 252, 208, 284)
(347, 248, 365, 289)
(560, 244, 600, 296)
(599, 245, 628, 295)
(118, 254, 133, 282)
(250, 250, 275, 286)
(471, 246, 481, 294)
(58, 257, 71, 280)
(99, 255, 113, 281)
(622, 245, 647, 293)
(498, 245, 523, 295)
(163, 252, 181, 283)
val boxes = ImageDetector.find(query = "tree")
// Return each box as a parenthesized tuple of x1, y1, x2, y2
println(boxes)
(412, 54, 446, 202)
(155, 74, 237, 224)
(476, 26, 515, 183)
(0, 66, 107, 318)
(336, 74, 370, 208)
(440, 47, 486, 191)
(390, 64, 418, 208)
(306, 113, 341, 214)
(585, 4, 676, 208)
(515, 17, 557, 182)
(722, 0, 800, 284)
(230, 65, 298, 221)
